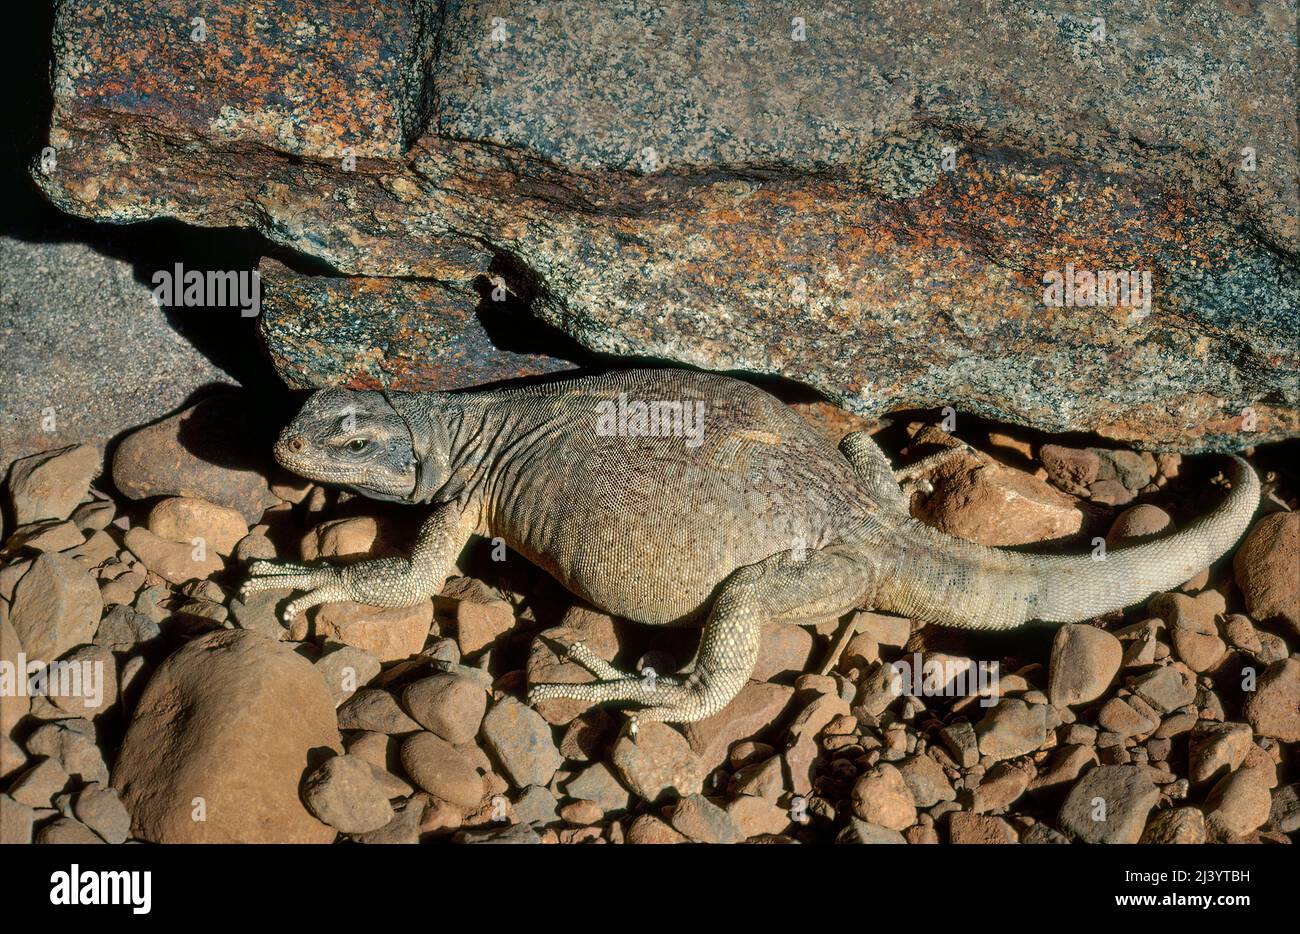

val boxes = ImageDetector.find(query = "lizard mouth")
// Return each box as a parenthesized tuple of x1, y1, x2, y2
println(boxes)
(272, 440, 416, 500)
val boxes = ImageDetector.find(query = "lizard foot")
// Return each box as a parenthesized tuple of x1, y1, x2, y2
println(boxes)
(240, 559, 350, 622)
(898, 476, 934, 497)
(894, 442, 975, 496)
(557, 641, 625, 681)
(527, 672, 724, 726)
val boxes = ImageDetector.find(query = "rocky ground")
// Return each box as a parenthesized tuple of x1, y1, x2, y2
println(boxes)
(0, 392, 1295, 845)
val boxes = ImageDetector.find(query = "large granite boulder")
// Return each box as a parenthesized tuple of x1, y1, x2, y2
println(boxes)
(32, 0, 1299, 449)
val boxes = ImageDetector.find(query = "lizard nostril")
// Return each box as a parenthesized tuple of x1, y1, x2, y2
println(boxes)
(286, 435, 306, 453)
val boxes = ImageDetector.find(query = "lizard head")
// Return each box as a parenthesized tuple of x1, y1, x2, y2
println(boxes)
(274, 389, 419, 502)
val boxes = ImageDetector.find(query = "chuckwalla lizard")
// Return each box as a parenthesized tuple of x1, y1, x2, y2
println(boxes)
(242, 369, 1259, 724)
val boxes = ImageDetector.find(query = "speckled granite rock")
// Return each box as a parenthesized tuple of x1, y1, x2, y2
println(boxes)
(32, 0, 1299, 449)
(0, 237, 233, 469)
(259, 260, 575, 390)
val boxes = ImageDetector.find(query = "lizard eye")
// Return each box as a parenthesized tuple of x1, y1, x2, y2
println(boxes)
(346, 438, 368, 452)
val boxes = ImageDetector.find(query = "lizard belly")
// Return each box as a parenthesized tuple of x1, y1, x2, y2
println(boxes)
(495, 437, 860, 626)
(513, 504, 796, 626)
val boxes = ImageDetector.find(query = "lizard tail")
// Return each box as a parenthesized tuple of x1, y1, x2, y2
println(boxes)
(871, 455, 1260, 631)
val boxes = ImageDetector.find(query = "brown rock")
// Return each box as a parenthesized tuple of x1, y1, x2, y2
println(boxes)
(915, 453, 1082, 547)
(730, 755, 785, 801)
(346, 730, 400, 771)
(786, 693, 851, 794)
(682, 681, 794, 771)
(1222, 613, 1263, 656)
(110, 396, 277, 523)
(669, 793, 744, 843)
(1233, 513, 1299, 634)
(0, 559, 31, 601)
(1130, 665, 1196, 713)
(1243, 658, 1300, 743)
(300, 516, 398, 562)
(480, 696, 563, 788)
(1030, 744, 1098, 790)
(1039, 445, 1100, 494)
(564, 761, 633, 814)
(0, 612, 31, 734)
(47, 643, 118, 719)
(353, 794, 428, 844)
(559, 708, 619, 762)
(1139, 807, 1207, 844)
(0, 794, 35, 844)
(123, 526, 224, 585)
(312, 599, 433, 662)
(302, 754, 395, 835)
(454, 597, 516, 656)
(24, 719, 108, 785)
(337, 688, 422, 734)
(6, 444, 100, 525)
(611, 721, 704, 803)
(975, 699, 1048, 760)
(1188, 721, 1253, 785)
(850, 610, 912, 648)
(72, 783, 132, 844)
(838, 631, 880, 673)
(1106, 504, 1172, 544)
(1088, 478, 1134, 506)
(148, 496, 249, 556)
(69, 528, 116, 566)
(1094, 448, 1156, 491)
(726, 795, 792, 838)
(551, 798, 596, 825)
(5, 519, 87, 554)
(70, 499, 115, 533)
(1204, 766, 1273, 839)
(9, 553, 103, 661)
(37, 817, 105, 845)
(1150, 591, 1227, 673)
(9, 757, 70, 807)
(233, 531, 277, 562)
(402, 673, 487, 744)
(112, 630, 340, 843)
(625, 813, 690, 844)
(973, 762, 1031, 813)
(896, 752, 956, 807)
(752, 623, 817, 681)
(939, 720, 980, 768)
(399, 732, 485, 809)
(313, 644, 381, 707)
(948, 811, 1017, 844)
(1048, 624, 1122, 706)
(1097, 697, 1159, 737)
(850, 763, 916, 831)
(1058, 764, 1159, 843)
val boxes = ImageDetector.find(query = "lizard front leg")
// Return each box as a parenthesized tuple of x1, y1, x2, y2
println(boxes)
(240, 501, 478, 621)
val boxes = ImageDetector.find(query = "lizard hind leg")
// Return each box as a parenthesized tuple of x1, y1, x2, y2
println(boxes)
(839, 431, 909, 510)
(526, 546, 873, 725)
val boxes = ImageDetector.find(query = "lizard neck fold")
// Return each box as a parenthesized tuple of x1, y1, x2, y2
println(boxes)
(386, 390, 512, 517)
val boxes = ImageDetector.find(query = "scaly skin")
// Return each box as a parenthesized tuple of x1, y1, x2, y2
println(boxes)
(242, 369, 1260, 724)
